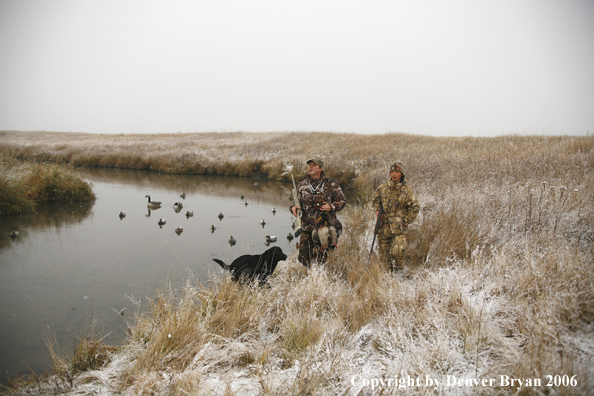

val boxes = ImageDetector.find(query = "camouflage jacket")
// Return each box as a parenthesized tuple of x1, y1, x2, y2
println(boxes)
(290, 172, 347, 233)
(372, 179, 420, 235)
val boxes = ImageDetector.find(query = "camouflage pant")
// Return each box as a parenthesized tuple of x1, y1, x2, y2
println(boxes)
(377, 221, 407, 270)
(298, 231, 335, 267)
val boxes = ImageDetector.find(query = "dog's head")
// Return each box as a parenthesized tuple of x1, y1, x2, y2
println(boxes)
(265, 246, 287, 262)
(260, 246, 287, 274)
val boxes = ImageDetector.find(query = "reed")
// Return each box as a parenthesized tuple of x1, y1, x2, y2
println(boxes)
(3, 131, 593, 395)
(0, 152, 95, 215)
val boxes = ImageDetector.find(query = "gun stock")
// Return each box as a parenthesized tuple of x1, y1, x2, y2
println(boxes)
(291, 174, 303, 237)
(368, 207, 383, 262)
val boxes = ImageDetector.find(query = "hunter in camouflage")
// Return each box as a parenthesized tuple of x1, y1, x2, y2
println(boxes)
(372, 161, 420, 270)
(290, 156, 347, 266)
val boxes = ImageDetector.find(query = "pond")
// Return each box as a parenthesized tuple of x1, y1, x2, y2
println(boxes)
(0, 168, 345, 384)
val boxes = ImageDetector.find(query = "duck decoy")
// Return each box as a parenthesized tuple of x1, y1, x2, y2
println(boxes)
(291, 221, 296, 230)
(180, 192, 186, 199)
(287, 233, 294, 241)
(245, 201, 249, 206)
(173, 202, 183, 209)
(119, 212, 126, 219)
(9, 231, 19, 238)
(272, 208, 276, 214)
(229, 236, 236, 246)
(211, 224, 216, 233)
(218, 212, 224, 220)
(265, 235, 277, 243)
(260, 219, 266, 226)
(145, 195, 162, 208)
(186, 211, 193, 218)
(240, 194, 245, 200)
(296, 242, 300, 249)
(158, 219, 166, 227)
(175, 227, 183, 235)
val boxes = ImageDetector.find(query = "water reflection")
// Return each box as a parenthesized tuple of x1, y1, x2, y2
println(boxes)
(0, 200, 95, 251)
(75, 167, 295, 204)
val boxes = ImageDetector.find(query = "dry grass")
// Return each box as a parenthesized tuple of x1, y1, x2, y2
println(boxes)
(2, 131, 593, 395)
(0, 151, 95, 216)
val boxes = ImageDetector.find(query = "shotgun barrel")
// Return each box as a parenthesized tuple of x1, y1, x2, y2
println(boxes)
(291, 174, 303, 237)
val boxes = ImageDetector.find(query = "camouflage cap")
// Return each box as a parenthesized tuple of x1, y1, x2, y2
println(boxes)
(390, 161, 405, 176)
(306, 156, 324, 167)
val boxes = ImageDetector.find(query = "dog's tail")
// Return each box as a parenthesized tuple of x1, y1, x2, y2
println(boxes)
(213, 259, 231, 271)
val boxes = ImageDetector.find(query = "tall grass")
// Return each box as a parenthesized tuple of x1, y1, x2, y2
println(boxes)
(2, 131, 593, 395)
(0, 152, 95, 216)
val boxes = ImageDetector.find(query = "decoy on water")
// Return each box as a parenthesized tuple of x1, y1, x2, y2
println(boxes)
(173, 202, 183, 210)
(291, 221, 296, 230)
(218, 212, 224, 220)
(265, 235, 277, 243)
(240, 194, 245, 200)
(260, 219, 266, 226)
(10, 231, 19, 238)
(229, 236, 236, 246)
(245, 201, 249, 206)
(287, 233, 294, 241)
(211, 224, 216, 232)
(272, 208, 276, 214)
(119, 212, 126, 219)
(158, 219, 166, 227)
(186, 211, 194, 218)
(145, 195, 162, 208)
(180, 192, 186, 199)
(175, 227, 183, 235)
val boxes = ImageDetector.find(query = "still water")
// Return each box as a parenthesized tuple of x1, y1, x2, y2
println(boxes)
(0, 169, 308, 383)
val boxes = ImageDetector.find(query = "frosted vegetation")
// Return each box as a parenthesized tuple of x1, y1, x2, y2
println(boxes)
(1, 131, 592, 395)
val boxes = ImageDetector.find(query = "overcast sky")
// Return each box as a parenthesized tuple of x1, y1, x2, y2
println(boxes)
(1, 0, 593, 136)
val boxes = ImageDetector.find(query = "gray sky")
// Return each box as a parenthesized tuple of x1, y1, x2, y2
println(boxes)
(1, 0, 593, 136)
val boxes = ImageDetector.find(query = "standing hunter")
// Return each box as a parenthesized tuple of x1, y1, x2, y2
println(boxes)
(290, 156, 347, 266)
(372, 161, 420, 271)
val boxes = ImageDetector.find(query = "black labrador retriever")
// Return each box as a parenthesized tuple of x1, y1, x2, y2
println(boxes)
(213, 246, 287, 285)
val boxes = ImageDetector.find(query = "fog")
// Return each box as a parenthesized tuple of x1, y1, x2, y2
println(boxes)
(1, 0, 593, 136)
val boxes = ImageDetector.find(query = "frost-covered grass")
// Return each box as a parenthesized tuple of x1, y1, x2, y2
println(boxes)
(0, 152, 95, 216)
(2, 131, 593, 395)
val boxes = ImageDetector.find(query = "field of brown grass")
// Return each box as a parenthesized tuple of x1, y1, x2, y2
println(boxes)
(1, 131, 593, 395)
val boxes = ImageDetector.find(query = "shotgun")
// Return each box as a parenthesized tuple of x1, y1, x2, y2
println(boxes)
(291, 174, 303, 237)
(368, 207, 383, 262)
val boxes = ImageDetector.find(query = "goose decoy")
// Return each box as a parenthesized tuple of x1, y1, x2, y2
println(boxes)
(287, 233, 294, 241)
(175, 227, 183, 235)
(145, 195, 162, 208)
(218, 212, 224, 220)
(265, 235, 277, 243)
(186, 211, 193, 218)
(229, 236, 236, 246)
(158, 219, 166, 227)
(180, 192, 186, 199)
(119, 212, 126, 219)
(9, 231, 19, 238)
